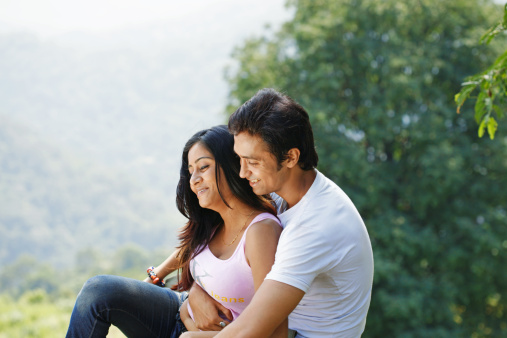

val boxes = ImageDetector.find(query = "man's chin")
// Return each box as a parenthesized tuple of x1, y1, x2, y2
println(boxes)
(252, 185, 267, 196)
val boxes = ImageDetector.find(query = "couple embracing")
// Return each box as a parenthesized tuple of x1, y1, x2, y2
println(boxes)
(66, 88, 374, 338)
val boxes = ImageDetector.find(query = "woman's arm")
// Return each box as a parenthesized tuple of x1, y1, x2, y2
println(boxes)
(179, 299, 199, 331)
(187, 284, 233, 330)
(180, 299, 222, 338)
(244, 219, 288, 338)
(143, 248, 180, 284)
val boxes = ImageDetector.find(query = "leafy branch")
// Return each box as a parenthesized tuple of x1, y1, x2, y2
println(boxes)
(455, 3, 507, 139)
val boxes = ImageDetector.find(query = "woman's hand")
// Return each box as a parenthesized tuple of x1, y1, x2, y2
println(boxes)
(188, 284, 232, 331)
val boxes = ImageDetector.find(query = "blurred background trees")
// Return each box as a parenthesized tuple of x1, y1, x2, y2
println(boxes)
(226, 0, 507, 336)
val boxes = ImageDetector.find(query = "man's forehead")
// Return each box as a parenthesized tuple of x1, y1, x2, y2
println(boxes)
(233, 132, 269, 156)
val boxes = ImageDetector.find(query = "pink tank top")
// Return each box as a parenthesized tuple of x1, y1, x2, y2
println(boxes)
(187, 213, 281, 321)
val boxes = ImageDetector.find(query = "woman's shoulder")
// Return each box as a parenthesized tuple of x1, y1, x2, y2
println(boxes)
(244, 215, 282, 262)
(246, 215, 282, 241)
(251, 212, 281, 226)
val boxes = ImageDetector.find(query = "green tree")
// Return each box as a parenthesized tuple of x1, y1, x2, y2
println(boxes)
(455, 3, 507, 139)
(226, 0, 507, 336)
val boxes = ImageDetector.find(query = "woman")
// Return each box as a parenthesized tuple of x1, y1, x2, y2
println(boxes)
(66, 125, 287, 338)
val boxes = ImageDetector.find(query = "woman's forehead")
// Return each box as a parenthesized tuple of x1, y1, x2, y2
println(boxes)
(188, 142, 214, 163)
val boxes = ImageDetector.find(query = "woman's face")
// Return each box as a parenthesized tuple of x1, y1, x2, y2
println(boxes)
(187, 142, 231, 211)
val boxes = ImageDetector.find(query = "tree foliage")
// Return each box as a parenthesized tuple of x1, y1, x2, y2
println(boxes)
(226, 0, 507, 336)
(455, 3, 507, 139)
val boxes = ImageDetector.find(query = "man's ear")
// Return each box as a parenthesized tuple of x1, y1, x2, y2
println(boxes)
(285, 148, 300, 168)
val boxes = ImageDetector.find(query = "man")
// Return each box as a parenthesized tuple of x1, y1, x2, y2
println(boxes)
(188, 88, 374, 337)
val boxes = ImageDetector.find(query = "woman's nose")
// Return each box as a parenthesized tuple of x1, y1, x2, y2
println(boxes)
(190, 172, 202, 185)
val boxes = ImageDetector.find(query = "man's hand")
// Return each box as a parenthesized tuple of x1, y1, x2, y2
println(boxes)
(188, 283, 233, 331)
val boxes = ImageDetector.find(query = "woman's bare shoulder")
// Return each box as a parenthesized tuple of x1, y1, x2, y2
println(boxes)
(247, 217, 282, 241)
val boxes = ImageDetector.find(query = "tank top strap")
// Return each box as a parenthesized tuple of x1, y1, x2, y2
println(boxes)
(237, 212, 281, 248)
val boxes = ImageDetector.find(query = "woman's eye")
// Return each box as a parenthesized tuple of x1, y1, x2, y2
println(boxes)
(200, 165, 209, 171)
(248, 161, 258, 166)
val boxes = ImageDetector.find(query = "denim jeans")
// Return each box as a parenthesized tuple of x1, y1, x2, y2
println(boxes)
(66, 275, 187, 338)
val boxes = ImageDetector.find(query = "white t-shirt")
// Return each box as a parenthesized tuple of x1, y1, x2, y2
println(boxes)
(266, 170, 374, 338)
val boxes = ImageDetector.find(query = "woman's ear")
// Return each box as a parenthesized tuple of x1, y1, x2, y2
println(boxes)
(285, 148, 300, 168)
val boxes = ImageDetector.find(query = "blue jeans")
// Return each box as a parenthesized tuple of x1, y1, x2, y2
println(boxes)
(66, 275, 187, 338)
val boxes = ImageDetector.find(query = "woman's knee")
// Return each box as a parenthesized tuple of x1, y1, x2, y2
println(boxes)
(82, 275, 116, 293)
(75, 275, 117, 309)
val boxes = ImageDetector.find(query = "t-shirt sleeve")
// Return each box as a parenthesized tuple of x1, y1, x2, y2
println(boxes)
(265, 220, 336, 293)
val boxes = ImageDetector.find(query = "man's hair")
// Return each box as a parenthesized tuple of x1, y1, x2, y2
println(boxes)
(228, 88, 318, 170)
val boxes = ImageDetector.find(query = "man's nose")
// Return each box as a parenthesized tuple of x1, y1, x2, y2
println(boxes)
(239, 160, 248, 178)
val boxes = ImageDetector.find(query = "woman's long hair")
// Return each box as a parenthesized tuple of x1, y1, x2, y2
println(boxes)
(175, 125, 275, 291)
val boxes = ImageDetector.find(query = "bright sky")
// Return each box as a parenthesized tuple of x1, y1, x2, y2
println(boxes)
(0, 0, 291, 39)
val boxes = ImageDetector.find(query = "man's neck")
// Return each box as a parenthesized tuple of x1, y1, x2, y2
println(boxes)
(277, 168, 317, 209)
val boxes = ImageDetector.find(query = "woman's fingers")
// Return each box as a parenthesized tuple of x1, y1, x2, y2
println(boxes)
(216, 303, 233, 322)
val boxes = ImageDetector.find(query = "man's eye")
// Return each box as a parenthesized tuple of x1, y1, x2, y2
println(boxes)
(248, 162, 258, 166)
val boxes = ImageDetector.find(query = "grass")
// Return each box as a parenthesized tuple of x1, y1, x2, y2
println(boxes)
(0, 290, 127, 337)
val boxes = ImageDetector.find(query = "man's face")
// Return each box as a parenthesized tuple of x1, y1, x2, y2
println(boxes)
(233, 132, 287, 195)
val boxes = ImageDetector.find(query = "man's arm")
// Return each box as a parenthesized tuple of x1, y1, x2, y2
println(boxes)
(180, 331, 220, 338)
(244, 219, 287, 338)
(215, 279, 304, 338)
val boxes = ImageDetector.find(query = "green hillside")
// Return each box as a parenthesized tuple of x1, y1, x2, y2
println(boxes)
(0, 114, 183, 267)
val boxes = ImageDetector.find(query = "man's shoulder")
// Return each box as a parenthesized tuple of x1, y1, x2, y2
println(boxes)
(294, 172, 365, 235)
(306, 173, 354, 213)
(314, 171, 345, 195)
(274, 171, 360, 225)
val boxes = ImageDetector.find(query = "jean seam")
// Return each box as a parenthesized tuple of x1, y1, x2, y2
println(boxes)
(88, 318, 98, 338)
(97, 307, 162, 338)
